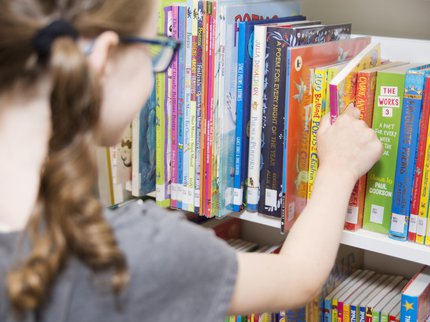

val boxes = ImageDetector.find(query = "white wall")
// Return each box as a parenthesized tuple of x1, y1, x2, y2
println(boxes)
(301, 0, 430, 40)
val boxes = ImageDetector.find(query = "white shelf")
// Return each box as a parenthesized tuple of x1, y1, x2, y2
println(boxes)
(231, 211, 430, 266)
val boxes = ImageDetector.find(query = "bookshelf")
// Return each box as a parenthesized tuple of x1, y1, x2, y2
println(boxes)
(227, 35, 430, 271)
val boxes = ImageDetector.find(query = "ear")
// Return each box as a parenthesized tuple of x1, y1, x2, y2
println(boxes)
(86, 31, 120, 77)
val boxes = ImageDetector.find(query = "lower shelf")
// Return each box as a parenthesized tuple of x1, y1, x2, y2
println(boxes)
(230, 211, 430, 266)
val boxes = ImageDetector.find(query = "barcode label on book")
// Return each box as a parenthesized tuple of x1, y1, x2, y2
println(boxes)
(416, 217, 427, 236)
(171, 184, 180, 200)
(247, 187, 259, 205)
(390, 213, 406, 234)
(346, 206, 359, 224)
(156, 184, 166, 201)
(370, 204, 384, 224)
(288, 202, 295, 221)
(194, 190, 200, 207)
(409, 214, 418, 234)
(233, 188, 243, 206)
(225, 188, 233, 206)
(182, 187, 193, 204)
(265, 189, 278, 208)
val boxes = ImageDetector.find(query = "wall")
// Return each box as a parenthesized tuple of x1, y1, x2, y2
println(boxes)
(301, 0, 430, 40)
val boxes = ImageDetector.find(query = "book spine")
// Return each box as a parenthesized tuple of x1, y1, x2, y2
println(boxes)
(323, 298, 331, 322)
(415, 78, 430, 244)
(359, 305, 366, 322)
(170, 6, 179, 208)
(411, 77, 430, 242)
(337, 301, 344, 322)
(329, 83, 340, 124)
(363, 72, 405, 235)
(182, 0, 193, 210)
(177, 5, 186, 209)
(426, 216, 430, 245)
(381, 313, 389, 322)
(350, 305, 358, 322)
(258, 30, 288, 218)
(372, 309, 380, 322)
(246, 25, 267, 212)
(365, 307, 372, 322)
(390, 71, 427, 240)
(401, 294, 418, 322)
(186, 0, 198, 213)
(343, 304, 351, 322)
(233, 21, 246, 212)
(155, 7, 170, 207)
(308, 68, 325, 200)
(207, 0, 216, 216)
(332, 299, 339, 322)
(194, 0, 204, 213)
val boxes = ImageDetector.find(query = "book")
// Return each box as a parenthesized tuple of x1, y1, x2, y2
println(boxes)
(349, 274, 390, 322)
(400, 266, 430, 322)
(411, 75, 430, 243)
(380, 292, 402, 322)
(365, 275, 404, 322)
(259, 23, 352, 219)
(344, 62, 408, 232)
(372, 279, 408, 322)
(363, 63, 423, 235)
(390, 64, 430, 241)
(329, 42, 382, 124)
(322, 269, 365, 322)
(336, 270, 375, 322)
(282, 37, 371, 231)
(96, 147, 114, 207)
(233, 14, 306, 212)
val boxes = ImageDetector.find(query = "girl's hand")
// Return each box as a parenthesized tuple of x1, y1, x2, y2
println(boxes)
(317, 104, 384, 182)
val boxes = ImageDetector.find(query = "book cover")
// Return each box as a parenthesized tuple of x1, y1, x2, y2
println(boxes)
(346, 62, 408, 232)
(400, 266, 430, 322)
(233, 14, 306, 213)
(411, 75, 430, 243)
(282, 37, 371, 231)
(363, 63, 423, 235)
(390, 64, 430, 241)
(258, 23, 352, 219)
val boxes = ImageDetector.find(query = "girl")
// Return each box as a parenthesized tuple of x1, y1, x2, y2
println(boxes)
(0, 0, 383, 321)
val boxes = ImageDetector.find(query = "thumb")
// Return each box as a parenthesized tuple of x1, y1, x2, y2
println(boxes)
(343, 103, 361, 119)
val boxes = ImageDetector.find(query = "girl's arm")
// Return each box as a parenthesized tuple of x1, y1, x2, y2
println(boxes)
(229, 106, 383, 315)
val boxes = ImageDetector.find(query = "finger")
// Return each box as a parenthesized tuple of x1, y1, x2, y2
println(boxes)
(343, 103, 361, 119)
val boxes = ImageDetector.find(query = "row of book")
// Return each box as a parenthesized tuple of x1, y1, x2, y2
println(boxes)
(322, 266, 430, 322)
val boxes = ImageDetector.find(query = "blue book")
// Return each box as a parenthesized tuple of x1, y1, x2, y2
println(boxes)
(177, 5, 186, 209)
(232, 14, 306, 212)
(139, 87, 156, 196)
(389, 64, 430, 240)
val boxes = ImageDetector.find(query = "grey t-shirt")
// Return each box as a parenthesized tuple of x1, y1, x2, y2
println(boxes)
(0, 200, 238, 322)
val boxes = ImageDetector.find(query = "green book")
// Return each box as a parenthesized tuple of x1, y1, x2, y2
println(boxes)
(363, 63, 421, 234)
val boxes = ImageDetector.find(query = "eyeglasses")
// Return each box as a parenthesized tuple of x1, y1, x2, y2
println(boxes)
(120, 35, 181, 73)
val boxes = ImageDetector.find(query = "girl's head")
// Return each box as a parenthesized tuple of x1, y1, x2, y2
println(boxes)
(0, 0, 159, 313)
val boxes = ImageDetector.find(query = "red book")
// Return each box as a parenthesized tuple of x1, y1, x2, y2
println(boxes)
(409, 75, 430, 241)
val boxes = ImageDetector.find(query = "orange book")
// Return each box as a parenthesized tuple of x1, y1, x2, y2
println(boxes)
(283, 37, 371, 231)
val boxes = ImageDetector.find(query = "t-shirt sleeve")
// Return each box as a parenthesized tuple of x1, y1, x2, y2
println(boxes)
(106, 200, 238, 322)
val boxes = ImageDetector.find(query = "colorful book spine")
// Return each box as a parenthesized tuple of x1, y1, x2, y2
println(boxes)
(390, 65, 430, 240)
(411, 75, 430, 242)
(307, 67, 326, 199)
(345, 67, 378, 231)
(182, 0, 193, 211)
(363, 67, 408, 235)
(194, 0, 204, 214)
(170, 5, 179, 209)
(186, 0, 198, 213)
(247, 24, 268, 212)
(176, 5, 186, 209)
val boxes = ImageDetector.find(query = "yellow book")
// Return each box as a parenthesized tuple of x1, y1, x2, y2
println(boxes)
(307, 67, 325, 200)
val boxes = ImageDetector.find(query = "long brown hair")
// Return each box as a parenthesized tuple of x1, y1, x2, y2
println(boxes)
(0, 0, 154, 313)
